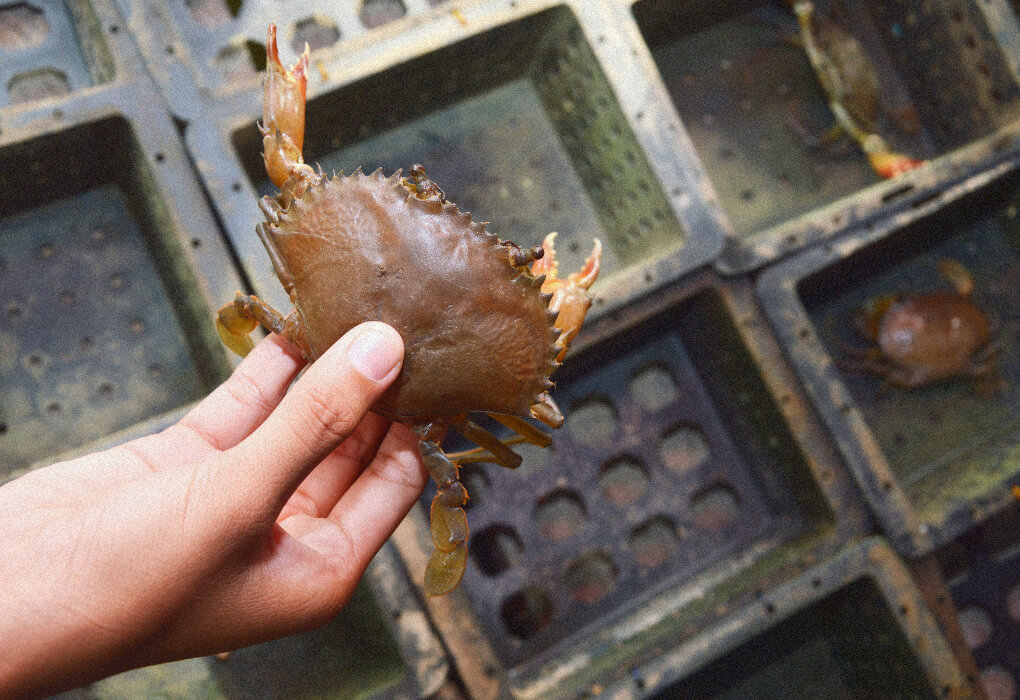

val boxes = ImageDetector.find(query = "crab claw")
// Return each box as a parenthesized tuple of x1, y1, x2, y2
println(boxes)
(860, 134, 924, 179)
(262, 24, 310, 188)
(869, 150, 924, 179)
(937, 258, 973, 297)
(531, 233, 602, 363)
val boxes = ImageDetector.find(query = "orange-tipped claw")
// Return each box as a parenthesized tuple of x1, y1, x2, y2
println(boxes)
(868, 149, 924, 179)
(531, 233, 602, 362)
(530, 231, 561, 283)
(263, 24, 310, 188)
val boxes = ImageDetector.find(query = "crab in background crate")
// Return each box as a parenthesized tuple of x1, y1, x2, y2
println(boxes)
(215, 25, 601, 595)
(839, 258, 1002, 393)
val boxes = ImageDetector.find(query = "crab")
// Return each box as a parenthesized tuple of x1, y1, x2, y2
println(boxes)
(839, 258, 1001, 391)
(791, 0, 924, 178)
(215, 25, 602, 596)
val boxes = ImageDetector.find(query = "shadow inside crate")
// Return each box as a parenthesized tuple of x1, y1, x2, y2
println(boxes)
(655, 577, 937, 699)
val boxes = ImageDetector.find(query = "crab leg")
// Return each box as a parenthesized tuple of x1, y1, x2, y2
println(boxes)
(216, 300, 258, 357)
(446, 414, 552, 464)
(262, 23, 316, 191)
(415, 428, 470, 597)
(937, 258, 974, 297)
(215, 292, 311, 358)
(446, 435, 528, 465)
(457, 421, 523, 469)
(488, 413, 552, 448)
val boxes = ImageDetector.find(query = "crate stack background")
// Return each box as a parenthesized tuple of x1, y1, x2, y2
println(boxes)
(1, 1, 1017, 698)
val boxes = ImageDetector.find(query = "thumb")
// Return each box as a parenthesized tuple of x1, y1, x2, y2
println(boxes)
(219, 321, 404, 524)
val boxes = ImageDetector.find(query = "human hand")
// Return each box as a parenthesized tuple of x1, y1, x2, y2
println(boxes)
(0, 322, 427, 698)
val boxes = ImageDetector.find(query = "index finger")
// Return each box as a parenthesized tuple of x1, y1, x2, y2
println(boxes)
(178, 334, 307, 452)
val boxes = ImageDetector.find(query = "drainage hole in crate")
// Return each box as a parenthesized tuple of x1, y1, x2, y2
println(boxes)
(598, 456, 649, 507)
(360, 0, 406, 28)
(564, 550, 618, 604)
(979, 667, 1015, 700)
(689, 483, 740, 531)
(185, 0, 240, 27)
(0, 3, 49, 50)
(471, 523, 523, 577)
(659, 424, 710, 475)
(214, 41, 262, 83)
(630, 362, 679, 413)
(630, 515, 681, 568)
(500, 586, 553, 640)
(534, 489, 586, 541)
(22, 353, 44, 374)
(97, 382, 113, 399)
(291, 16, 339, 54)
(1007, 583, 1020, 622)
(8, 68, 70, 105)
(565, 395, 617, 445)
(510, 441, 553, 479)
(460, 464, 489, 509)
(958, 605, 993, 649)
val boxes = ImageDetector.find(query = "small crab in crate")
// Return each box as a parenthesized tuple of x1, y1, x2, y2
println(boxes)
(215, 26, 601, 595)
(791, 0, 924, 178)
(839, 258, 1001, 392)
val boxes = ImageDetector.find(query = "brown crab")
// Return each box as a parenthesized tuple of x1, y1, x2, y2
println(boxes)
(215, 25, 601, 596)
(839, 259, 1000, 391)
(791, 0, 924, 178)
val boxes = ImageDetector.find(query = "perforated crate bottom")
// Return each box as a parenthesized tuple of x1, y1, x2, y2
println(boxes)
(0, 185, 207, 475)
(435, 289, 816, 668)
(942, 504, 1020, 700)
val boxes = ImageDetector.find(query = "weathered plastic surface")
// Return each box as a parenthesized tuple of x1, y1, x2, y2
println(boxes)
(0, 115, 230, 476)
(758, 159, 1020, 557)
(436, 280, 828, 668)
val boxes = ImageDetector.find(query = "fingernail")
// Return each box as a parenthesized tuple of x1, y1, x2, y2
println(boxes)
(348, 324, 401, 381)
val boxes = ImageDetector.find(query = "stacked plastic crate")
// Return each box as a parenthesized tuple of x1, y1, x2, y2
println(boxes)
(4, 0, 1018, 697)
